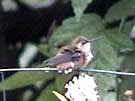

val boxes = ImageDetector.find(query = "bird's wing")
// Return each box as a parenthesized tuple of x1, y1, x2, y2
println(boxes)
(44, 53, 72, 66)
(43, 51, 83, 66)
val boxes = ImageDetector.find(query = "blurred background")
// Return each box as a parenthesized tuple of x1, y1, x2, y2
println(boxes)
(0, 0, 135, 101)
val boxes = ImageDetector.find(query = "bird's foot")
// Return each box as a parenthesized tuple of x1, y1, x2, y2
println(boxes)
(57, 67, 73, 74)
(64, 68, 73, 74)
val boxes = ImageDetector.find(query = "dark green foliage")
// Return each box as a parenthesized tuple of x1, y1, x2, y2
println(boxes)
(0, 0, 135, 100)
(0, 71, 54, 90)
(105, 0, 135, 22)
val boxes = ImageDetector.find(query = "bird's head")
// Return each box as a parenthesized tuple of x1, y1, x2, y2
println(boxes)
(72, 36, 90, 51)
(72, 36, 103, 53)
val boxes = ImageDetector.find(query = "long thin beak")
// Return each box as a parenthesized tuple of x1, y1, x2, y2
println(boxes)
(88, 35, 104, 42)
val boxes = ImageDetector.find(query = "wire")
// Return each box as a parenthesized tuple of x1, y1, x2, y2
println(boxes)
(0, 67, 135, 76)
(0, 67, 57, 72)
(81, 69, 135, 76)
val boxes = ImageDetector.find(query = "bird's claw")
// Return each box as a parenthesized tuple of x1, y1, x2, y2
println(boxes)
(58, 68, 73, 74)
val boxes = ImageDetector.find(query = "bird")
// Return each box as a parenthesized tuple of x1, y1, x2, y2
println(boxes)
(43, 36, 103, 74)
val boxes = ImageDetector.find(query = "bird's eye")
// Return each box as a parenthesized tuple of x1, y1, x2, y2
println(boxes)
(82, 41, 87, 45)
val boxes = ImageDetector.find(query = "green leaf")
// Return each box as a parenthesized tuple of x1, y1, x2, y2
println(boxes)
(95, 74, 116, 100)
(106, 21, 133, 49)
(92, 21, 134, 70)
(90, 21, 134, 100)
(119, 54, 135, 101)
(36, 73, 73, 101)
(22, 90, 34, 101)
(50, 14, 104, 48)
(104, 92, 116, 101)
(120, 54, 135, 71)
(38, 44, 55, 57)
(52, 91, 68, 101)
(55, 74, 71, 91)
(90, 35, 124, 70)
(0, 71, 54, 91)
(36, 80, 57, 101)
(89, 36, 122, 99)
(119, 76, 135, 101)
(71, 0, 93, 21)
(91, 20, 134, 69)
(105, 0, 135, 22)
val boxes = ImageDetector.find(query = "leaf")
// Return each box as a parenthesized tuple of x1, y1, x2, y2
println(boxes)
(36, 80, 57, 101)
(22, 90, 34, 101)
(95, 74, 115, 99)
(119, 54, 135, 101)
(119, 77, 135, 101)
(90, 21, 135, 100)
(90, 35, 124, 70)
(91, 20, 134, 69)
(20, 0, 56, 8)
(89, 37, 123, 98)
(105, 0, 135, 22)
(52, 91, 68, 101)
(105, 21, 134, 49)
(104, 92, 116, 101)
(71, 0, 93, 21)
(19, 43, 38, 67)
(38, 43, 55, 57)
(120, 53, 135, 71)
(50, 14, 104, 48)
(0, 71, 54, 91)
(36, 73, 73, 101)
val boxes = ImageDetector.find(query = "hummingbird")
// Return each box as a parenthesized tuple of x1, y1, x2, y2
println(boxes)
(43, 36, 103, 74)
